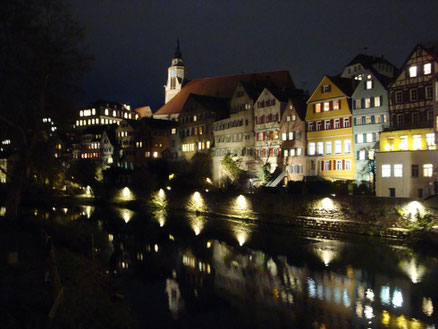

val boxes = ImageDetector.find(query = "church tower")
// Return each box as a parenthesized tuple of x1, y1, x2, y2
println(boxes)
(164, 39, 185, 104)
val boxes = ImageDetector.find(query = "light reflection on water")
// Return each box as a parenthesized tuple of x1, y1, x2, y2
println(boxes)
(28, 205, 438, 328)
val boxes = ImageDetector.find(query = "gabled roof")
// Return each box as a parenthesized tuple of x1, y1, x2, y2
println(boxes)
(345, 54, 397, 70)
(327, 76, 357, 96)
(186, 94, 230, 113)
(102, 125, 118, 145)
(154, 71, 295, 116)
(289, 94, 307, 121)
(139, 117, 178, 129)
(81, 125, 107, 135)
(421, 41, 438, 60)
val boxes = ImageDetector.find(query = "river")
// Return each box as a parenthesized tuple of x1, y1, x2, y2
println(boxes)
(10, 203, 438, 329)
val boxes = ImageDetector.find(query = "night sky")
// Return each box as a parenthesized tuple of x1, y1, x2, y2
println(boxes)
(71, 0, 438, 111)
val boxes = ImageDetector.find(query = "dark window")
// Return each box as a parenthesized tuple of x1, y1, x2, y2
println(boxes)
(418, 189, 423, 198)
(412, 165, 419, 177)
(389, 188, 396, 197)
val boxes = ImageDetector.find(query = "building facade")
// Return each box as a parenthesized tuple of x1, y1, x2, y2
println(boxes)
(305, 76, 356, 181)
(212, 82, 258, 183)
(388, 43, 437, 130)
(375, 128, 437, 198)
(352, 70, 391, 182)
(279, 97, 307, 182)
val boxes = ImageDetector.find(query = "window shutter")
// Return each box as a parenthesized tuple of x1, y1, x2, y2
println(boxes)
(372, 132, 376, 142)
(370, 97, 374, 107)
(329, 101, 333, 111)
(354, 117, 357, 126)
(356, 151, 360, 159)
(380, 96, 383, 106)
(333, 160, 336, 170)
(352, 100, 356, 110)
(313, 104, 316, 113)
(321, 161, 324, 171)
(355, 134, 358, 143)
(338, 100, 341, 109)
(342, 160, 345, 170)
(371, 115, 375, 124)
(330, 119, 334, 129)
(329, 161, 332, 170)
(381, 114, 384, 123)
(321, 86, 324, 93)
(361, 98, 365, 108)
(340, 118, 344, 128)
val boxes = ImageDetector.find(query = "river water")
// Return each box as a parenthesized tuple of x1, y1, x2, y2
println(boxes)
(11, 202, 438, 329)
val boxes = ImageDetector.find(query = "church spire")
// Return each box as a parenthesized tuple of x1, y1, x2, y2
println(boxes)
(174, 38, 182, 59)
(171, 38, 184, 66)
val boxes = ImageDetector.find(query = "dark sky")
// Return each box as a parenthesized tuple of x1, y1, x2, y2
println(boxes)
(71, 0, 438, 111)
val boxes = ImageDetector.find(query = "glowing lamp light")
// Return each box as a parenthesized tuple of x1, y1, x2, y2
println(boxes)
(206, 241, 211, 248)
(108, 234, 114, 242)
(166, 186, 171, 190)
(236, 195, 248, 209)
(119, 208, 134, 223)
(186, 191, 206, 213)
(236, 232, 247, 246)
(206, 177, 212, 184)
(0, 207, 6, 216)
(392, 289, 403, 308)
(118, 187, 134, 201)
(402, 201, 425, 220)
(320, 197, 335, 210)
(158, 188, 165, 199)
(193, 225, 201, 236)
(154, 244, 159, 252)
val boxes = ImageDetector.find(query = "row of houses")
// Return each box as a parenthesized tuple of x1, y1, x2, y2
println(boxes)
(4, 41, 436, 199)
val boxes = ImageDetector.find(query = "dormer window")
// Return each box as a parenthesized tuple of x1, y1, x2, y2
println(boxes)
(366, 80, 373, 90)
(409, 65, 417, 77)
(424, 63, 432, 75)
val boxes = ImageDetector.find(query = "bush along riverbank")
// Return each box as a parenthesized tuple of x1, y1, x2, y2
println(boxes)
(0, 216, 136, 329)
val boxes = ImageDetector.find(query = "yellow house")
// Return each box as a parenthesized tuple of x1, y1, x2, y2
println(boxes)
(379, 128, 436, 152)
(306, 76, 357, 181)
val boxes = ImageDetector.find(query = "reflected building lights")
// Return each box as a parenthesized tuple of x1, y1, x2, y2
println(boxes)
(152, 189, 167, 208)
(364, 305, 374, 319)
(365, 288, 374, 302)
(187, 212, 207, 236)
(380, 286, 391, 305)
(399, 257, 427, 283)
(118, 208, 134, 223)
(392, 288, 403, 308)
(153, 208, 167, 227)
(422, 297, 434, 317)
(0, 207, 5, 216)
(82, 205, 95, 219)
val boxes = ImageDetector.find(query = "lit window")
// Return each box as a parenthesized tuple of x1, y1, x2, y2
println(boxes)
(284, 149, 288, 157)
(288, 132, 294, 140)
(368, 150, 375, 160)
(409, 65, 417, 77)
(334, 140, 342, 154)
(308, 122, 314, 131)
(290, 149, 296, 156)
(193, 115, 197, 122)
(92, 108, 96, 115)
(291, 115, 296, 121)
(333, 100, 340, 110)
(426, 133, 435, 149)
(357, 134, 364, 143)
(394, 164, 403, 177)
(365, 98, 371, 108)
(344, 139, 351, 153)
(317, 122, 321, 130)
(171, 128, 177, 135)
(399, 136, 408, 150)
(326, 141, 332, 154)
(282, 133, 287, 141)
(153, 152, 158, 158)
(374, 96, 381, 107)
(324, 161, 330, 171)
(296, 148, 302, 156)
(366, 133, 373, 143)
(308, 143, 316, 155)
(317, 142, 324, 155)
(105, 109, 109, 116)
(345, 160, 351, 170)
(355, 99, 361, 109)
(334, 119, 340, 129)
(80, 110, 84, 117)
(344, 118, 350, 127)
(413, 135, 422, 150)
(366, 80, 373, 90)
(423, 164, 433, 177)
(322, 84, 330, 93)
(382, 164, 391, 177)
(323, 102, 330, 112)
(424, 63, 432, 75)
(315, 103, 321, 113)
(336, 160, 342, 170)
(359, 150, 366, 160)
(325, 120, 330, 129)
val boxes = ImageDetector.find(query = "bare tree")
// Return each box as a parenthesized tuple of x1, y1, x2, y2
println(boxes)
(0, 0, 91, 217)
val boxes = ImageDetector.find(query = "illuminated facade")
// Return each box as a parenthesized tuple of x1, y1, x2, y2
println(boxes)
(254, 87, 289, 173)
(178, 94, 229, 161)
(164, 39, 185, 104)
(352, 70, 391, 182)
(376, 128, 437, 198)
(388, 43, 437, 130)
(75, 100, 138, 129)
(305, 76, 357, 181)
(279, 97, 307, 182)
(212, 82, 258, 184)
(0, 158, 7, 183)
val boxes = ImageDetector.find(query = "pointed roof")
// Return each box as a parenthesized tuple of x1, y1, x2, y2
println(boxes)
(174, 38, 182, 59)
(155, 71, 295, 116)
(186, 94, 230, 113)
(345, 54, 396, 70)
(327, 75, 357, 96)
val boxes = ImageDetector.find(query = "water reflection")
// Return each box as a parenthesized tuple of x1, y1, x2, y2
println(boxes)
(0, 206, 5, 216)
(187, 212, 207, 235)
(151, 188, 167, 208)
(31, 205, 438, 328)
(116, 208, 134, 223)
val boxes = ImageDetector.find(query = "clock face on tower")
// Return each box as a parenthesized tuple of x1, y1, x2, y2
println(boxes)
(170, 69, 176, 77)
